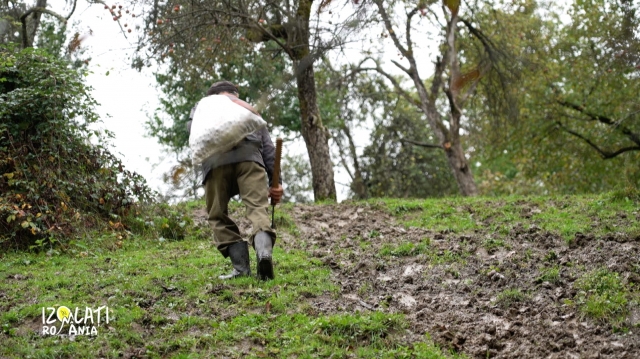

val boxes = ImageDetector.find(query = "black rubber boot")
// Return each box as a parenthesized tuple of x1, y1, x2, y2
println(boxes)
(254, 231, 274, 280)
(219, 241, 251, 280)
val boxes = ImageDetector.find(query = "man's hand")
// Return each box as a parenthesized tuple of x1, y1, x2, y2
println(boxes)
(269, 185, 284, 205)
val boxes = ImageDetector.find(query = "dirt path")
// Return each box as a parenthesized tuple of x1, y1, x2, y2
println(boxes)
(195, 202, 640, 358)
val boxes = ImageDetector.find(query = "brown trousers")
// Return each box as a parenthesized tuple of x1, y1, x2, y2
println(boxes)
(204, 161, 276, 257)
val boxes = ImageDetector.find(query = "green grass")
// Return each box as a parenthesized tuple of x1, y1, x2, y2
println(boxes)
(537, 266, 561, 284)
(575, 268, 631, 325)
(3, 193, 637, 357)
(0, 232, 456, 358)
(482, 238, 508, 253)
(376, 193, 640, 242)
(495, 288, 528, 307)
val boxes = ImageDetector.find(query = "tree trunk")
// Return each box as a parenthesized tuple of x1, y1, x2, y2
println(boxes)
(445, 142, 478, 196)
(295, 62, 337, 201)
(291, 0, 336, 201)
(24, 0, 47, 48)
(344, 126, 367, 199)
(416, 79, 478, 196)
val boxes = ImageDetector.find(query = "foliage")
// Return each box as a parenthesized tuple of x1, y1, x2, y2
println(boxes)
(467, 0, 640, 195)
(0, 45, 154, 249)
(281, 153, 314, 203)
(315, 61, 458, 199)
(145, 41, 300, 154)
(360, 85, 459, 198)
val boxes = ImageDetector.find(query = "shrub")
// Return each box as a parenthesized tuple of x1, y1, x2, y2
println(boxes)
(0, 45, 154, 249)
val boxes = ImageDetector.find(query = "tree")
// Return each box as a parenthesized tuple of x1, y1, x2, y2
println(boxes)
(315, 59, 457, 199)
(0, 45, 153, 248)
(359, 83, 458, 198)
(134, 0, 372, 201)
(466, 0, 640, 194)
(550, 0, 639, 160)
(354, 0, 504, 196)
(0, 0, 77, 49)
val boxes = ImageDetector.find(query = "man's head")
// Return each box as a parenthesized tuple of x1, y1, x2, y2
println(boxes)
(207, 81, 239, 96)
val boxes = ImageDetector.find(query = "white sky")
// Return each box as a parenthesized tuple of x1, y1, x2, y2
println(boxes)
(48, 0, 172, 195)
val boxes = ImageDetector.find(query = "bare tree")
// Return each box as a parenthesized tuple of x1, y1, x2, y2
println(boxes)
(353, 0, 484, 196)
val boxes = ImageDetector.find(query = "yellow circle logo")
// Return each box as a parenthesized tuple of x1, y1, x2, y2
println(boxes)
(56, 306, 71, 322)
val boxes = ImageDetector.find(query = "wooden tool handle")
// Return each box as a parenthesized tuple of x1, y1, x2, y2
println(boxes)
(271, 138, 283, 191)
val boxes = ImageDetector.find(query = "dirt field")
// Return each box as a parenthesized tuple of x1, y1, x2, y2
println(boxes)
(203, 201, 640, 358)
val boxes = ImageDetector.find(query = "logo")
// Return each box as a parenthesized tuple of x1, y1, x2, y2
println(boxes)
(41, 306, 110, 336)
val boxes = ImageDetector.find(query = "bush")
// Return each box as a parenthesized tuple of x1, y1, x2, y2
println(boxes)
(121, 203, 197, 241)
(0, 45, 154, 249)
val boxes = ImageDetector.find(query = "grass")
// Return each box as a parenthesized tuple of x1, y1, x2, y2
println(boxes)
(575, 268, 631, 325)
(495, 289, 528, 307)
(2, 192, 638, 357)
(537, 266, 561, 284)
(482, 238, 508, 253)
(0, 232, 457, 358)
(376, 193, 640, 242)
(379, 240, 430, 257)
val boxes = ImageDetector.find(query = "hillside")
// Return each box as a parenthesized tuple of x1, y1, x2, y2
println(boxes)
(1, 193, 639, 358)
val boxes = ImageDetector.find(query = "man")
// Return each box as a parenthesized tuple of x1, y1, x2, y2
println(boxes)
(188, 80, 284, 280)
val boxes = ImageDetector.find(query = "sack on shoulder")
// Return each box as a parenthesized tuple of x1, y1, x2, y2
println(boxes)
(189, 95, 267, 166)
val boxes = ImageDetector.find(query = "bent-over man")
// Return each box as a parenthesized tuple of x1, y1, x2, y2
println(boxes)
(188, 80, 283, 280)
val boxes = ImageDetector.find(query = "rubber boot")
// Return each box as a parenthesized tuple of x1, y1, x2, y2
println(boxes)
(254, 231, 274, 280)
(218, 241, 251, 280)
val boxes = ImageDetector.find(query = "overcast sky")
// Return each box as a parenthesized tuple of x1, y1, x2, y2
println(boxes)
(46, 1, 171, 194)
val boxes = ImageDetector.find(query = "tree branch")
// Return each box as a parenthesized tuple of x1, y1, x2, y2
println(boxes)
(556, 121, 640, 159)
(390, 59, 411, 76)
(351, 63, 420, 108)
(400, 138, 443, 149)
(20, 7, 68, 48)
(406, 8, 418, 57)
(558, 100, 640, 146)
(334, 132, 355, 181)
(373, 0, 408, 57)
(66, 0, 78, 20)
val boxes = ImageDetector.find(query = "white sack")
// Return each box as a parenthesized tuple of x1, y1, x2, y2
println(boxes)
(189, 95, 267, 166)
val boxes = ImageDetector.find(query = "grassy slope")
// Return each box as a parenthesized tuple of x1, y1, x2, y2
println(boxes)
(0, 204, 454, 358)
(1, 192, 638, 358)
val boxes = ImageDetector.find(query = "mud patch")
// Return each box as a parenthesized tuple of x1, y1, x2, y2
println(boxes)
(194, 202, 640, 358)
